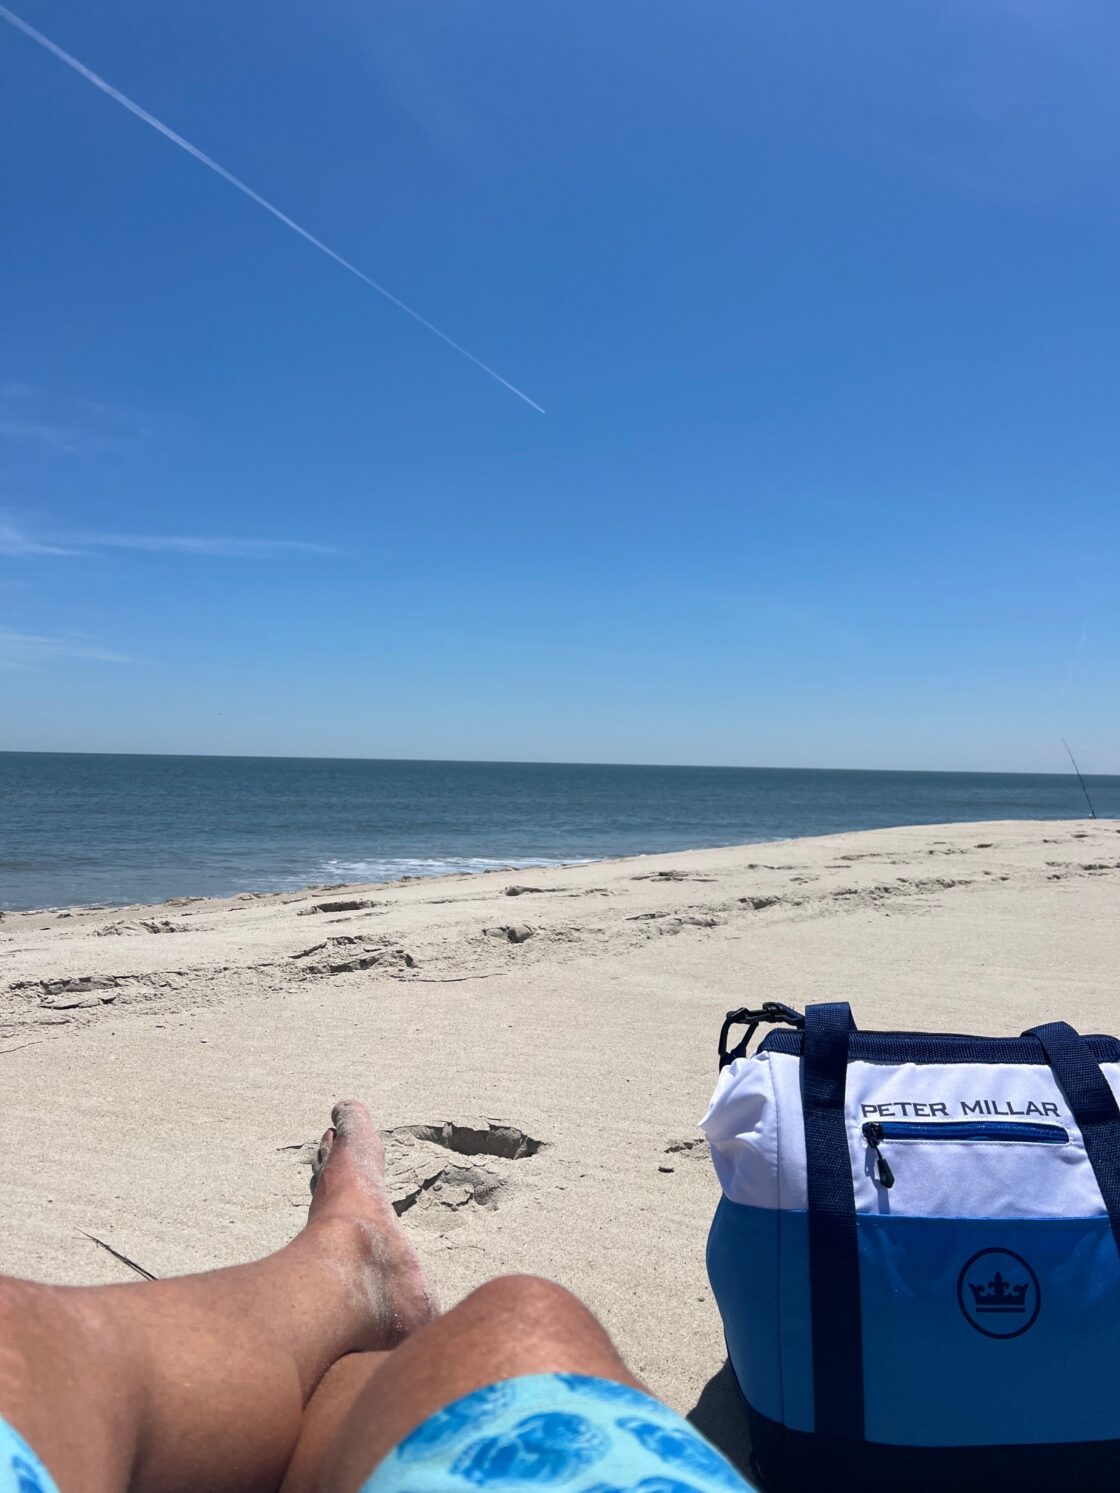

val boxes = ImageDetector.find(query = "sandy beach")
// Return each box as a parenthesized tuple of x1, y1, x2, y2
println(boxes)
(0, 816, 1117, 1442)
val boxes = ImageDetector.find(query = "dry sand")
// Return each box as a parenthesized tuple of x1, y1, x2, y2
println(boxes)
(0, 817, 1117, 1435)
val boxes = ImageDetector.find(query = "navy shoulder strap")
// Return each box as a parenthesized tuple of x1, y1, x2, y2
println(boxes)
(801, 1001, 864, 1440)
(1024, 1020, 1120, 1257)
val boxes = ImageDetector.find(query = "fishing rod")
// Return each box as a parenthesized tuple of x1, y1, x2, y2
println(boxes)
(1061, 738, 1097, 819)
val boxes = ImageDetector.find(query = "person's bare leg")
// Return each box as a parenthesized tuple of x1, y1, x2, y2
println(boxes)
(281, 1353, 389, 1493)
(0, 1101, 435, 1493)
(290, 1276, 645, 1493)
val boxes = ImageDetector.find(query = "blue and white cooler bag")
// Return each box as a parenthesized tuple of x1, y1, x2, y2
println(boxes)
(701, 1001, 1120, 1491)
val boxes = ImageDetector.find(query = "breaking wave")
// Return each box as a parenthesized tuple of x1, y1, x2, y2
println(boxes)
(306, 854, 586, 885)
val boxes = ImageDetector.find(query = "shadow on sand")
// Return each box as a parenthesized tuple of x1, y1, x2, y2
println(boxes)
(687, 1358, 760, 1484)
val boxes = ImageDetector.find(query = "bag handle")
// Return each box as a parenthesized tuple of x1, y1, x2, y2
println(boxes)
(801, 1001, 865, 1440)
(1023, 1020, 1120, 1257)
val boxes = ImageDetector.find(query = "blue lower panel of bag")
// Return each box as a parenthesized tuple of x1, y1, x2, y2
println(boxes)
(709, 1200, 1120, 1449)
(707, 1198, 814, 1433)
(858, 1213, 1120, 1446)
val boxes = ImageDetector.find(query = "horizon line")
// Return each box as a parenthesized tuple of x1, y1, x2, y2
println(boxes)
(0, 747, 1114, 780)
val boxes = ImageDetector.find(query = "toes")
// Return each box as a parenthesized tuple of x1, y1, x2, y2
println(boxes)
(331, 1099, 372, 1134)
(311, 1101, 384, 1199)
(310, 1127, 335, 1193)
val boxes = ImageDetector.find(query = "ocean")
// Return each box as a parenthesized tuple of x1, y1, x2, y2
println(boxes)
(1, 752, 1116, 912)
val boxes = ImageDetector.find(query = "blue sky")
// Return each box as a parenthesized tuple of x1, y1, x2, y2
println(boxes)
(2, 0, 1117, 771)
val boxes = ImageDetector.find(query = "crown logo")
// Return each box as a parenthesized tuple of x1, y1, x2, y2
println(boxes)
(969, 1270, 1029, 1313)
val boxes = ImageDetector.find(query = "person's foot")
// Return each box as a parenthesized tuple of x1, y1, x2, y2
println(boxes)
(307, 1100, 437, 1349)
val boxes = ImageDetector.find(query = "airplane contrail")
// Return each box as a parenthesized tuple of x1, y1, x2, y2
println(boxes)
(0, 4, 545, 414)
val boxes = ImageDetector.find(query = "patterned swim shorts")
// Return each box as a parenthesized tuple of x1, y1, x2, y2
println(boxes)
(0, 1420, 57, 1493)
(361, 1373, 759, 1493)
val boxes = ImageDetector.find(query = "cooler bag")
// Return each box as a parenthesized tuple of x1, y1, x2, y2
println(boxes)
(700, 1001, 1120, 1492)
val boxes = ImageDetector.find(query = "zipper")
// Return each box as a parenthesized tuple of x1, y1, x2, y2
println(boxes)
(861, 1119, 1069, 1191)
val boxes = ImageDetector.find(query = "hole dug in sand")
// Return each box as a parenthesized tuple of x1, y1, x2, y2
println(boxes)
(385, 1120, 546, 1218)
(390, 1120, 545, 1160)
(286, 1119, 545, 1222)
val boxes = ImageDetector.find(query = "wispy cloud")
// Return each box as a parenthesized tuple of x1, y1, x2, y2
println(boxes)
(0, 517, 336, 559)
(72, 532, 338, 557)
(0, 384, 164, 459)
(0, 418, 89, 453)
(0, 628, 130, 668)
(0, 522, 80, 557)
(356, 17, 482, 171)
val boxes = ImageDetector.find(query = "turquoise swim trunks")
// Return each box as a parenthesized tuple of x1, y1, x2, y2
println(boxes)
(0, 1421, 57, 1493)
(361, 1373, 759, 1493)
(0, 1372, 757, 1493)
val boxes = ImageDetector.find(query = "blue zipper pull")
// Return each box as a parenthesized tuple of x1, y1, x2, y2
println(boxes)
(862, 1121, 895, 1189)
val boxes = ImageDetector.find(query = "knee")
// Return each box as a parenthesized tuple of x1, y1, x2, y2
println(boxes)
(458, 1275, 594, 1332)
(447, 1275, 630, 1383)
